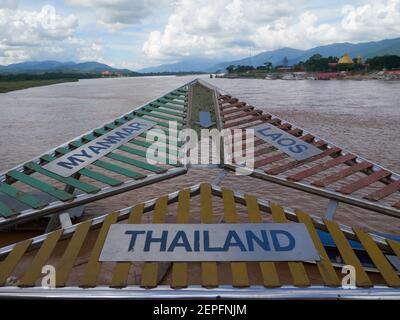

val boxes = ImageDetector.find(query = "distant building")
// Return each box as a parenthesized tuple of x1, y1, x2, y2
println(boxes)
(354, 55, 363, 64)
(338, 53, 353, 65)
(101, 71, 113, 77)
(315, 72, 341, 80)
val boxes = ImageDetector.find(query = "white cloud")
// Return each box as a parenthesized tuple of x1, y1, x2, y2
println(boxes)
(65, 0, 170, 30)
(0, 6, 103, 64)
(142, 0, 400, 64)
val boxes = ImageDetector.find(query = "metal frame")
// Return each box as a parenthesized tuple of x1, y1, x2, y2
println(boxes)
(0, 80, 197, 228)
(0, 285, 399, 300)
(0, 183, 391, 258)
(210, 80, 400, 219)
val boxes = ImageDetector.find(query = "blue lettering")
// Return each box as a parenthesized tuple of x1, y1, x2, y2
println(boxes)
(245, 230, 271, 251)
(223, 231, 246, 251)
(167, 231, 192, 252)
(56, 150, 92, 169)
(144, 231, 168, 252)
(88, 145, 107, 154)
(271, 230, 295, 251)
(289, 144, 308, 154)
(194, 230, 200, 252)
(125, 230, 145, 251)
(277, 138, 296, 147)
(204, 231, 224, 251)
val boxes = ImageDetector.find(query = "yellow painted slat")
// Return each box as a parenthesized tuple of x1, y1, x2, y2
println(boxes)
(0, 239, 32, 286)
(296, 211, 340, 287)
(387, 239, 400, 258)
(271, 203, 310, 287)
(111, 204, 144, 288)
(354, 228, 400, 287)
(172, 189, 190, 288)
(324, 219, 372, 287)
(222, 188, 249, 287)
(141, 196, 168, 288)
(56, 220, 92, 287)
(19, 229, 63, 287)
(200, 183, 218, 288)
(80, 211, 119, 287)
(244, 195, 280, 287)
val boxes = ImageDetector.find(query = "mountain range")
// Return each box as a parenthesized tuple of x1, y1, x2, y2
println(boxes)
(0, 61, 135, 75)
(138, 37, 400, 73)
(1, 38, 400, 75)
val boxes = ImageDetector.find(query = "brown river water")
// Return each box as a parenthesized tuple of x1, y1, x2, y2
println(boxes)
(0, 75, 399, 241)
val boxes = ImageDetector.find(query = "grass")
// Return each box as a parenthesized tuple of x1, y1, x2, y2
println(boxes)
(0, 79, 78, 93)
(190, 83, 217, 134)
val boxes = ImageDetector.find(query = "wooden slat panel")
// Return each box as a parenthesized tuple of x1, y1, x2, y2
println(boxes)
(338, 169, 391, 195)
(56, 220, 92, 287)
(24, 162, 100, 194)
(270, 203, 310, 287)
(0, 183, 47, 209)
(353, 228, 400, 287)
(223, 109, 262, 122)
(224, 115, 265, 128)
(200, 183, 218, 288)
(80, 211, 119, 287)
(141, 196, 168, 288)
(135, 110, 184, 124)
(171, 189, 191, 288)
(221, 105, 254, 116)
(107, 153, 167, 174)
(387, 239, 400, 258)
(111, 204, 144, 288)
(244, 195, 280, 287)
(143, 105, 184, 118)
(365, 180, 400, 201)
(41, 154, 123, 187)
(19, 229, 63, 287)
(323, 219, 372, 287)
(296, 211, 340, 287)
(0, 201, 14, 217)
(0, 239, 32, 286)
(266, 147, 341, 175)
(222, 188, 249, 287)
(312, 161, 373, 187)
(287, 154, 356, 181)
(7, 170, 74, 202)
(254, 134, 316, 168)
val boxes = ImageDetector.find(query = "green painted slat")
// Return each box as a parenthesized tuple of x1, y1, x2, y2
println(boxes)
(135, 135, 182, 147)
(135, 110, 184, 123)
(24, 162, 100, 194)
(6, 171, 74, 202)
(137, 115, 182, 129)
(0, 201, 14, 217)
(42, 154, 123, 187)
(0, 183, 47, 209)
(143, 105, 184, 118)
(129, 139, 180, 152)
(119, 145, 180, 166)
(94, 160, 146, 179)
(157, 98, 186, 107)
(165, 94, 186, 102)
(107, 153, 166, 173)
(58, 145, 145, 180)
(151, 101, 185, 110)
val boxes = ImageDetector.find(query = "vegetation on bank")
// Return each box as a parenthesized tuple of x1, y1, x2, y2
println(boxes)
(0, 79, 78, 93)
(0, 71, 205, 93)
(225, 54, 400, 75)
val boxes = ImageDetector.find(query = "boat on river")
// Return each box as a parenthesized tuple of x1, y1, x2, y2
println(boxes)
(0, 79, 399, 299)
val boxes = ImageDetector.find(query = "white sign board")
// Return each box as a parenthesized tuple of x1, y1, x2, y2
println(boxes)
(43, 118, 156, 177)
(99, 223, 320, 262)
(253, 123, 322, 161)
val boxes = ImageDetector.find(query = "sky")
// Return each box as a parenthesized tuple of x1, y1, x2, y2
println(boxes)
(0, 0, 399, 70)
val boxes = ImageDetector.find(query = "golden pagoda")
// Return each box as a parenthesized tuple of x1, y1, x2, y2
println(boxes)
(338, 53, 353, 64)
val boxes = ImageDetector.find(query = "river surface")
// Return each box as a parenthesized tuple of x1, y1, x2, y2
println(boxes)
(0, 75, 399, 235)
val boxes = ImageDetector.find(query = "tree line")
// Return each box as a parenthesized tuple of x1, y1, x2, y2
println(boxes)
(225, 54, 400, 73)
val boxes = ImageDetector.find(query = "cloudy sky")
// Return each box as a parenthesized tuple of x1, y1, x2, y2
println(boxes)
(0, 0, 399, 70)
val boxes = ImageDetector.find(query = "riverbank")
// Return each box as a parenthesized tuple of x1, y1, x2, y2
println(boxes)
(220, 71, 400, 81)
(0, 79, 79, 93)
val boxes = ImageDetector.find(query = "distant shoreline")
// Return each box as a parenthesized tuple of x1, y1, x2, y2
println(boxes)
(0, 79, 79, 93)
